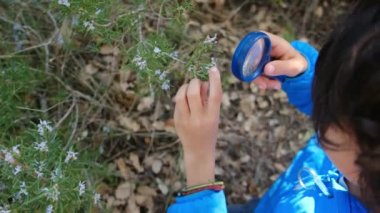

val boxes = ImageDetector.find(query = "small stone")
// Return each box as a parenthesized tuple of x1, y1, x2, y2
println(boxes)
(215, 166, 224, 175)
(240, 155, 251, 163)
(151, 160, 163, 174)
(156, 178, 169, 195)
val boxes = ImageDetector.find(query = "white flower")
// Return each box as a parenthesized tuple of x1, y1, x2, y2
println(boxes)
(58, 0, 70, 7)
(95, 8, 102, 15)
(203, 34, 218, 44)
(35, 161, 45, 179)
(169, 51, 179, 58)
(187, 65, 195, 72)
(161, 80, 170, 91)
(94, 193, 101, 205)
(0, 205, 10, 213)
(51, 168, 62, 182)
(79, 181, 85, 196)
(12, 145, 20, 155)
(132, 55, 147, 70)
(15, 181, 28, 200)
(35, 170, 44, 179)
(159, 72, 167, 81)
(56, 33, 65, 46)
(83, 21, 95, 31)
(154, 69, 161, 76)
(34, 141, 48, 152)
(42, 184, 60, 201)
(38, 120, 53, 136)
(64, 150, 78, 163)
(46, 205, 53, 213)
(13, 165, 22, 175)
(4, 151, 14, 164)
(154, 47, 161, 54)
(211, 57, 217, 66)
(36, 161, 45, 170)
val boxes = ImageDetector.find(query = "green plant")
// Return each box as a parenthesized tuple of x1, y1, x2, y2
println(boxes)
(0, 120, 103, 212)
(0, 0, 217, 211)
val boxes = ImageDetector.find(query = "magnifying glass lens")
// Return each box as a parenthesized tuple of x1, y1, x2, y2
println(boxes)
(242, 38, 265, 77)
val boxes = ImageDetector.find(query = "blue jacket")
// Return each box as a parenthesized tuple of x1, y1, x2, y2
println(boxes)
(167, 41, 368, 213)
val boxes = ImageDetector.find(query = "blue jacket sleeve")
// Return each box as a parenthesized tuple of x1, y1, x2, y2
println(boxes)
(167, 190, 227, 213)
(281, 41, 319, 116)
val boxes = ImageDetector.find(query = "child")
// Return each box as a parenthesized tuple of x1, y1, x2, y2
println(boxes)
(168, 1, 380, 212)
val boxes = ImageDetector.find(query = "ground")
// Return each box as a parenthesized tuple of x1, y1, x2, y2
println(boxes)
(96, 1, 349, 212)
(0, 0, 351, 212)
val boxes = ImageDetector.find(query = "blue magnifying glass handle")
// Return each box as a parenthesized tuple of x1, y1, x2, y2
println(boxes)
(231, 32, 287, 83)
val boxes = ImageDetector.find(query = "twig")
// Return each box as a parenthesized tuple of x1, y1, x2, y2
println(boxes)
(226, 0, 250, 21)
(156, 139, 179, 151)
(301, 0, 319, 36)
(64, 103, 79, 150)
(156, 0, 167, 33)
(55, 97, 77, 129)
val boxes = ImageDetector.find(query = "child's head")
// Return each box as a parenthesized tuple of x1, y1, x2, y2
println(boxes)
(312, 1, 380, 208)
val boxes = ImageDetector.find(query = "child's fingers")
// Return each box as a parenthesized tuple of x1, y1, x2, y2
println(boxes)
(264, 78, 282, 90)
(187, 78, 203, 115)
(264, 32, 297, 59)
(252, 76, 281, 90)
(200, 81, 209, 106)
(252, 77, 268, 90)
(174, 84, 190, 117)
(208, 67, 222, 110)
(264, 58, 307, 77)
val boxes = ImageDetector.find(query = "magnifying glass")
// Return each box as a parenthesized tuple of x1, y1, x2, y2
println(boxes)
(231, 32, 286, 82)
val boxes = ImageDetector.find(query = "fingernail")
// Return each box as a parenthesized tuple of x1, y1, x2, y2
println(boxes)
(266, 64, 275, 74)
(274, 84, 281, 90)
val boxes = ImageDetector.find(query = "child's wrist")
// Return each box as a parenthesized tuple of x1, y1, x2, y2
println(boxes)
(184, 150, 216, 186)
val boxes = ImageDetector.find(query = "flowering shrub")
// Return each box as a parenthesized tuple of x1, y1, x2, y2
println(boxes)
(51, 0, 218, 92)
(0, 120, 102, 212)
(0, 0, 218, 211)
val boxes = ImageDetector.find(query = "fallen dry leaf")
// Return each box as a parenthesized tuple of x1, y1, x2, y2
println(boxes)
(137, 96, 154, 112)
(126, 195, 140, 213)
(115, 158, 130, 180)
(115, 182, 133, 200)
(137, 185, 157, 197)
(118, 115, 141, 132)
(129, 153, 144, 173)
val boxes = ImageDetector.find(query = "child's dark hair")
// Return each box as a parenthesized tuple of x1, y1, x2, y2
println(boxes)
(312, 0, 380, 210)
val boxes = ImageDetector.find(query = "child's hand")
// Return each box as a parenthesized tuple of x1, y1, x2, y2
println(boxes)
(174, 67, 222, 186)
(252, 32, 308, 90)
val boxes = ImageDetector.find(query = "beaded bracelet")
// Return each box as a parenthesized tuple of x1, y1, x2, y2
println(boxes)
(176, 181, 225, 197)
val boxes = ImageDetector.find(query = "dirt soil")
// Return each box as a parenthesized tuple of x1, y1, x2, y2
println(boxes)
(90, 1, 350, 212)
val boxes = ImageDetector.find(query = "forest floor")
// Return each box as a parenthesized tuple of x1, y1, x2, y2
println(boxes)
(99, 1, 349, 212)
(0, 0, 350, 212)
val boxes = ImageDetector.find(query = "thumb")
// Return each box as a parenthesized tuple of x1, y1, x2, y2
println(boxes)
(264, 58, 307, 77)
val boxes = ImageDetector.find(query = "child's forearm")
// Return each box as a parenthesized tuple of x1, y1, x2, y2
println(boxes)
(184, 150, 216, 186)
